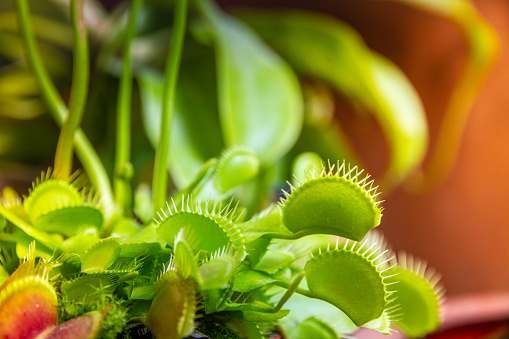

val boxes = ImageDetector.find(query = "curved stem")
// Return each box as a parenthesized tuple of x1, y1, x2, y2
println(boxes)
(273, 271, 305, 312)
(14, 0, 114, 206)
(406, 9, 498, 193)
(114, 0, 143, 215)
(14, 0, 67, 120)
(152, 0, 188, 214)
(54, 0, 89, 180)
(273, 279, 318, 300)
(171, 158, 217, 205)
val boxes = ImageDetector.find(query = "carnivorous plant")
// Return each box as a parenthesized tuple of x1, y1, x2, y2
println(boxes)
(0, 0, 496, 337)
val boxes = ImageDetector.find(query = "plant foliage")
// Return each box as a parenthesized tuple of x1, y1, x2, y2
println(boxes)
(0, 0, 496, 337)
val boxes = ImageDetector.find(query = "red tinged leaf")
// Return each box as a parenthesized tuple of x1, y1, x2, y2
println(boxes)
(41, 307, 110, 339)
(0, 276, 58, 339)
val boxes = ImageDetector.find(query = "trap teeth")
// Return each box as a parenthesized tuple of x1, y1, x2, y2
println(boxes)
(280, 160, 383, 241)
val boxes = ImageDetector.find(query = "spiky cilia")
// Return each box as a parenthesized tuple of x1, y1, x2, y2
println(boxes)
(389, 252, 445, 338)
(304, 236, 399, 331)
(280, 161, 383, 241)
(154, 196, 246, 260)
(23, 168, 105, 237)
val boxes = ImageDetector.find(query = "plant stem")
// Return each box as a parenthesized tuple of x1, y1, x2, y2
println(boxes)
(114, 0, 143, 215)
(273, 271, 304, 312)
(14, 0, 114, 206)
(406, 8, 498, 192)
(152, 0, 187, 214)
(0, 204, 62, 250)
(53, 0, 89, 180)
(273, 280, 318, 300)
(171, 158, 217, 205)
(14, 0, 67, 120)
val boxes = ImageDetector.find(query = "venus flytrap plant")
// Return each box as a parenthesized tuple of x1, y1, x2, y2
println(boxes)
(303, 239, 399, 331)
(145, 257, 199, 339)
(279, 161, 383, 241)
(0, 244, 111, 339)
(153, 197, 246, 260)
(13, 0, 114, 207)
(214, 147, 260, 194)
(391, 252, 445, 338)
(0, 0, 468, 338)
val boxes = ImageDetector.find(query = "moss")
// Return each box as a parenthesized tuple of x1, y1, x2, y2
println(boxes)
(58, 291, 129, 339)
(196, 316, 240, 339)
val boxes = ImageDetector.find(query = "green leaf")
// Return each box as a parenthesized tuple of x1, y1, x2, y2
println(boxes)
(148, 270, 197, 339)
(157, 212, 230, 254)
(214, 147, 260, 193)
(110, 217, 141, 240)
(13, 228, 56, 259)
(225, 300, 274, 313)
(35, 205, 103, 237)
(233, 265, 275, 293)
(173, 229, 199, 280)
(199, 0, 303, 165)
(253, 250, 295, 274)
(61, 274, 118, 303)
(198, 254, 236, 290)
(291, 152, 323, 186)
(133, 184, 153, 225)
(280, 162, 382, 241)
(0, 205, 62, 251)
(154, 197, 245, 258)
(237, 205, 293, 243)
(242, 309, 290, 322)
(130, 284, 155, 300)
(285, 318, 338, 339)
(204, 284, 234, 314)
(118, 242, 162, 258)
(24, 177, 83, 224)
(237, 10, 428, 186)
(223, 301, 289, 322)
(393, 254, 443, 338)
(63, 234, 99, 255)
(80, 238, 122, 273)
(171, 158, 218, 205)
(304, 242, 396, 327)
(274, 289, 358, 338)
(57, 253, 82, 278)
(0, 214, 6, 230)
(0, 265, 8, 285)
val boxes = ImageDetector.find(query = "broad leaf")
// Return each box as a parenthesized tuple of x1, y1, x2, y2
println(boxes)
(280, 162, 382, 241)
(80, 238, 121, 273)
(392, 254, 443, 338)
(304, 242, 397, 328)
(198, 255, 236, 290)
(199, 0, 303, 165)
(233, 265, 275, 293)
(238, 10, 428, 186)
